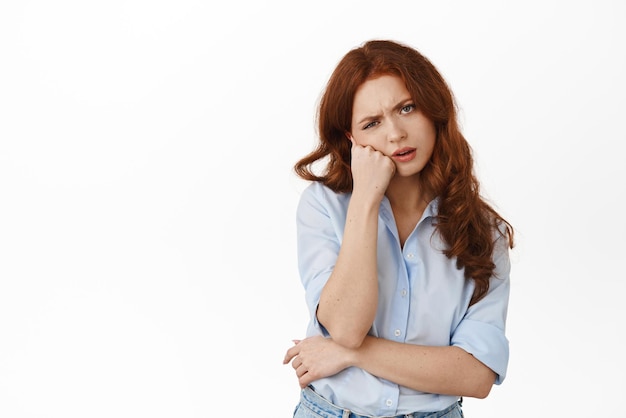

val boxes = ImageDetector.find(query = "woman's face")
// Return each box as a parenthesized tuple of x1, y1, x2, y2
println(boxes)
(349, 74, 436, 179)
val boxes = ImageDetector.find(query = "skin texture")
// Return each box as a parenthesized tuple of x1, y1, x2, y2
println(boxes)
(284, 75, 497, 398)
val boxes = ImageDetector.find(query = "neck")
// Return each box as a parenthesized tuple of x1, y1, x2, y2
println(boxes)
(385, 175, 432, 212)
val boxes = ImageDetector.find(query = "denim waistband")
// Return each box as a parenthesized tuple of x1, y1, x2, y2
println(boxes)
(299, 386, 462, 418)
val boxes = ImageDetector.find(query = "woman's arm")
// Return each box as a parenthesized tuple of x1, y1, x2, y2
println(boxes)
(315, 143, 395, 348)
(315, 191, 379, 348)
(284, 335, 496, 398)
(355, 336, 496, 398)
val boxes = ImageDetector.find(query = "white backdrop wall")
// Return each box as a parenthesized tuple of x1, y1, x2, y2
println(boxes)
(1, 1, 624, 417)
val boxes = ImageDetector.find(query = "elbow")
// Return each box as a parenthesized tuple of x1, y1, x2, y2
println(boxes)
(456, 349, 498, 399)
(471, 381, 493, 399)
(328, 331, 366, 349)
(318, 316, 369, 349)
(466, 371, 496, 399)
(324, 326, 367, 349)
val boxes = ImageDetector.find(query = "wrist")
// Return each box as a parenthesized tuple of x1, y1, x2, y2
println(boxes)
(349, 190, 383, 212)
(343, 344, 360, 369)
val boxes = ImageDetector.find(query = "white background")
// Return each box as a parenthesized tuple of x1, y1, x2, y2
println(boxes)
(1, 1, 625, 416)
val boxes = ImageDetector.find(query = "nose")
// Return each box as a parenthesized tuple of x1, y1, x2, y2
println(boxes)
(386, 117, 407, 142)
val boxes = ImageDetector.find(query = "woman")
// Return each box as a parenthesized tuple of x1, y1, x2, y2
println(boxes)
(283, 39, 514, 418)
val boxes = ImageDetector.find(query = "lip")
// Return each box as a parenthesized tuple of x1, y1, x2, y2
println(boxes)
(391, 147, 416, 162)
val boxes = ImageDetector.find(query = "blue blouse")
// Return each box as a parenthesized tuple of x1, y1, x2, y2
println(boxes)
(296, 181, 511, 416)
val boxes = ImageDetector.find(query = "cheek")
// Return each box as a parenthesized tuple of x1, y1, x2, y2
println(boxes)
(421, 134, 435, 154)
(418, 122, 437, 153)
(425, 138, 437, 161)
(351, 132, 376, 147)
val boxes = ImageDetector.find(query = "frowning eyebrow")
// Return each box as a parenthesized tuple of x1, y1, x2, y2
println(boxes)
(356, 98, 413, 126)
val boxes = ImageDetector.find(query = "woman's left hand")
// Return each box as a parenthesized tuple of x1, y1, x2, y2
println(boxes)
(283, 336, 354, 388)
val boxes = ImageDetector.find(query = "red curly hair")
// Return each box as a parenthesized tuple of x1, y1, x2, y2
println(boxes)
(294, 39, 514, 305)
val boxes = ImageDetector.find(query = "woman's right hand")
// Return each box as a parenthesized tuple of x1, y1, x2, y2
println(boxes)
(349, 138, 396, 201)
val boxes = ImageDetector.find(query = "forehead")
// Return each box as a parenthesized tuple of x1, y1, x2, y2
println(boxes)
(352, 75, 410, 114)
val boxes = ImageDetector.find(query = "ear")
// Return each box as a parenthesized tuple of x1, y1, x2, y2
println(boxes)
(345, 132, 354, 144)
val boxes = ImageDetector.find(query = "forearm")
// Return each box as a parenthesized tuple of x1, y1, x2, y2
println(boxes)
(317, 194, 380, 348)
(352, 336, 496, 398)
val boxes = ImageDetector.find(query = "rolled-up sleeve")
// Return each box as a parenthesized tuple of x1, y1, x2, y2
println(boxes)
(451, 234, 511, 384)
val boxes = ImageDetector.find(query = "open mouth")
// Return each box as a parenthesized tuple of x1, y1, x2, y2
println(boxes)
(394, 149, 414, 156)
(392, 148, 417, 162)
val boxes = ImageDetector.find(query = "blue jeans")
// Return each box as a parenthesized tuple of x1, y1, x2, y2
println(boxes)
(293, 386, 464, 418)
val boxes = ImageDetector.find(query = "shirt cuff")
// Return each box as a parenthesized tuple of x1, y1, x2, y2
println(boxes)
(451, 319, 510, 384)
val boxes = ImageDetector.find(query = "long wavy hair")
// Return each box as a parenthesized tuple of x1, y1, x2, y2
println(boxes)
(294, 39, 514, 305)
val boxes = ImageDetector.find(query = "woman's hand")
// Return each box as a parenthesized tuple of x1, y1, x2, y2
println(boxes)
(283, 336, 355, 388)
(349, 138, 396, 202)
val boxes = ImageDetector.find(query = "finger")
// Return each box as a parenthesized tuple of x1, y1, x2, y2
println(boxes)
(389, 160, 397, 175)
(299, 372, 314, 389)
(296, 363, 308, 378)
(296, 366, 309, 380)
(283, 352, 294, 365)
(283, 345, 300, 364)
